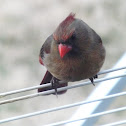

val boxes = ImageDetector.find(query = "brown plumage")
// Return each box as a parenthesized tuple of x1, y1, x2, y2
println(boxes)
(38, 13, 106, 95)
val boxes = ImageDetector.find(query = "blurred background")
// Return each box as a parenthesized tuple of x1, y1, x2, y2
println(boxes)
(0, 0, 126, 125)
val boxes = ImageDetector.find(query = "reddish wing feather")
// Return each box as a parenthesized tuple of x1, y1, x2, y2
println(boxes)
(39, 35, 53, 65)
(39, 56, 44, 65)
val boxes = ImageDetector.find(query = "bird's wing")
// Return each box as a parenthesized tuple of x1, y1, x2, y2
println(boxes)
(38, 35, 68, 95)
(39, 35, 53, 65)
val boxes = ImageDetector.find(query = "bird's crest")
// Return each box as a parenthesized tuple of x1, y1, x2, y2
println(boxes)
(53, 13, 75, 42)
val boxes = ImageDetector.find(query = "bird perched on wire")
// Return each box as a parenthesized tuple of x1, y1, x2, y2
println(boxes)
(38, 13, 106, 95)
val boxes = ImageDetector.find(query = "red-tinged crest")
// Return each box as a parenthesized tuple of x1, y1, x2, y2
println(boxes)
(53, 13, 75, 42)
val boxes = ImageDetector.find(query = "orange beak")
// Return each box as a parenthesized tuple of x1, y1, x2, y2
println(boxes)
(58, 44, 72, 58)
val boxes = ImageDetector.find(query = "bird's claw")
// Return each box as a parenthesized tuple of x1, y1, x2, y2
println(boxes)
(93, 75, 98, 79)
(89, 74, 98, 86)
(51, 77, 59, 96)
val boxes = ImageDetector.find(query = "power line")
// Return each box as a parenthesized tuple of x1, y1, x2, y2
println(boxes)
(0, 73, 126, 105)
(100, 120, 126, 126)
(0, 91, 126, 124)
(98, 66, 126, 75)
(48, 106, 126, 126)
(0, 66, 126, 125)
(0, 66, 126, 98)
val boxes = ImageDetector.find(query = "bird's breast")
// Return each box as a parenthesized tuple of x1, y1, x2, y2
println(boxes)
(43, 53, 101, 82)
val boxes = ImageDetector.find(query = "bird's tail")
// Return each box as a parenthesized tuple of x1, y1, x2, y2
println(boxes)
(38, 71, 68, 95)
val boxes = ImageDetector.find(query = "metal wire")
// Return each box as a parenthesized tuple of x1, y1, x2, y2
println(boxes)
(0, 66, 125, 98)
(47, 106, 126, 126)
(0, 81, 64, 98)
(0, 66, 126, 125)
(98, 66, 126, 75)
(100, 120, 126, 126)
(0, 90, 126, 124)
(0, 73, 126, 105)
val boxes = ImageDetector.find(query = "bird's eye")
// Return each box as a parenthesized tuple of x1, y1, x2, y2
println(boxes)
(57, 40, 65, 45)
(57, 42, 60, 44)
(71, 32, 76, 40)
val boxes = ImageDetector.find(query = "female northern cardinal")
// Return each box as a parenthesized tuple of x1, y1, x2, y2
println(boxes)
(38, 13, 106, 95)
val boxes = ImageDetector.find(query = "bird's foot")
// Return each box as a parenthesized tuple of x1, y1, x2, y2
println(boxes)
(51, 77, 59, 96)
(93, 75, 98, 79)
(89, 74, 98, 86)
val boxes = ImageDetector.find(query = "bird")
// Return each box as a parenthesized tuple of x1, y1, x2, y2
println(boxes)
(38, 13, 106, 95)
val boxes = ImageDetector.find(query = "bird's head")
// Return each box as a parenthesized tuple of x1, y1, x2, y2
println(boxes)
(53, 13, 78, 58)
